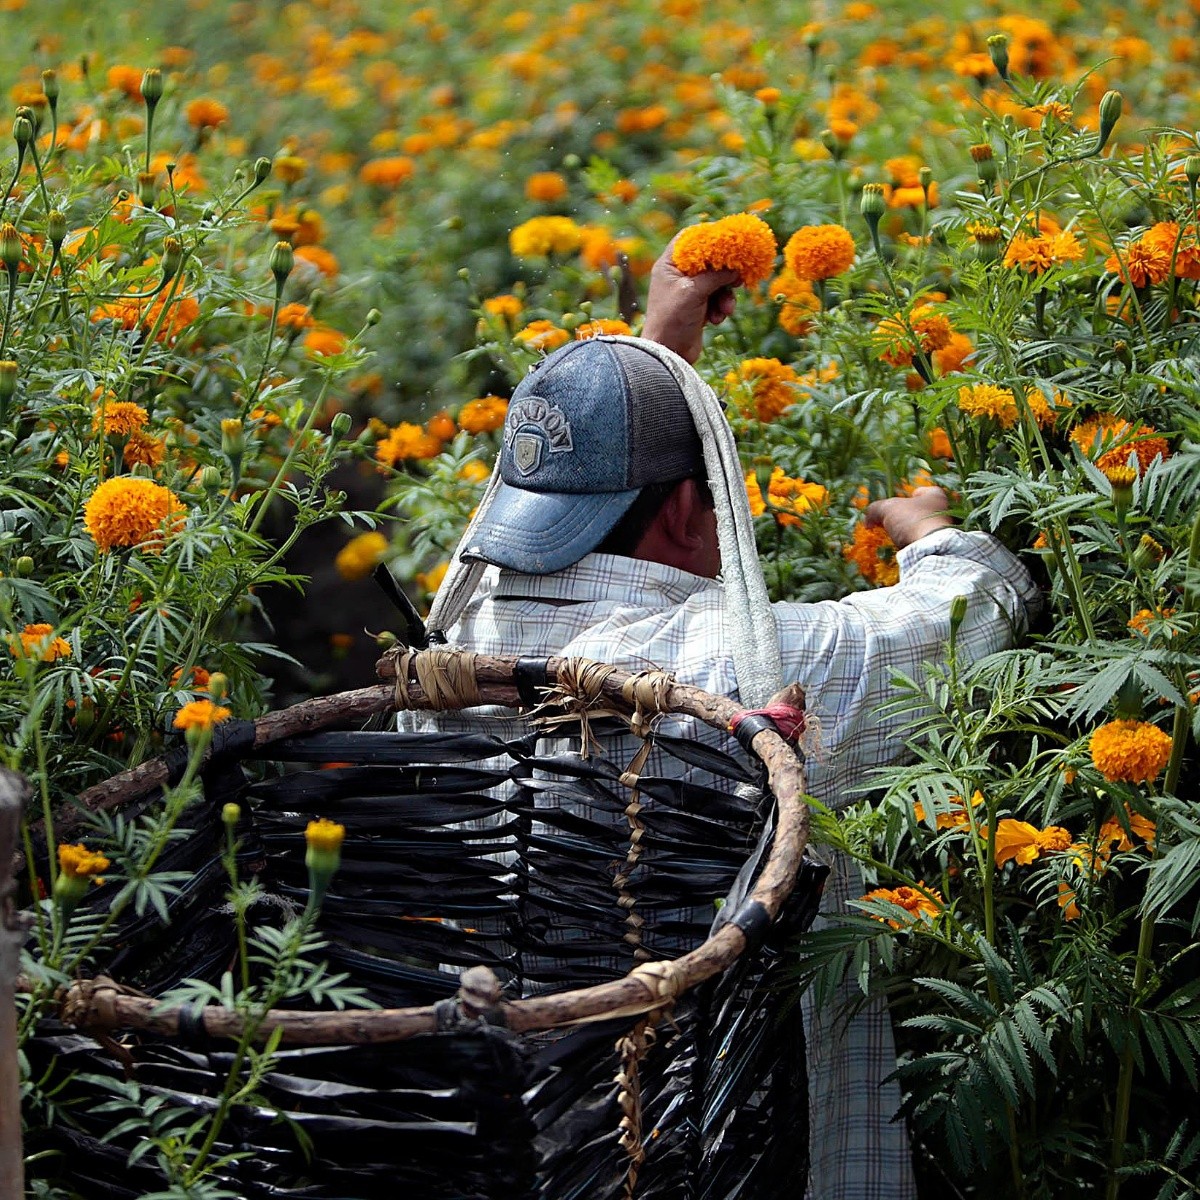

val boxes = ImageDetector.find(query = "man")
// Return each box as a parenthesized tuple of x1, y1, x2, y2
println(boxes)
(416, 244, 1040, 1197)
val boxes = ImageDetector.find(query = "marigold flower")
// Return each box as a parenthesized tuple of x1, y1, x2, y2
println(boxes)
(768, 268, 821, 336)
(482, 294, 523, 321)
(1099, 807, 1157, 852)
(726, 357, 800, 422)
(426, 411, 457, 442)
(172, 698, 232, 732)
(276, 302, 315, 331)
(932, 332, 975, 376)
(1003, 229, 1084, 274)
(1106, 236, 1172, 287)
(335, 531, 388, 581)
(958, 383, 1018, 429)
(524, 171, 568, 202)
(509, 215, 584, 258)
(302, 324, 349, 356)
(927, 427, 954, 459)
(990, 819, 1073, 867)
(185, 97, 230, 130)
(274, 154, 308, 184)
(1070, 414, 1169, 475)
(783, 223, 856, 281)
(415, 560, 449, 594)
(874, 307, 953, 368)
(575, 318, 632, 340)
(514, 319, 570, 351)
(8, 623, 71, 661)
(860, 883, 942, 928)
(1089, 719, 1173, 783)
(458, 396, 509, 434)
(844, 522, 899, 587)
(913, 790, 983, 829)
(1127, 607, 1175, 637)
(83, 477, 186, 553)
(458, 459, 490, 484)
(375, 422, 443, 468)
(123, 431, 166, 469)
(745, 468, 828, 527)
(358, 156, 415, 187)
(58, 842, 111, 881)
(93, 397, 149, 438)
(170, 665, 212, 690)
(672, 213, 778, 287)
(294, 245, 340, 278)
(305, 816, 346, 854)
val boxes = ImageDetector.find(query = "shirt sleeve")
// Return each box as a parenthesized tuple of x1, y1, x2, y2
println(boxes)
(772, 528, 1040, 807)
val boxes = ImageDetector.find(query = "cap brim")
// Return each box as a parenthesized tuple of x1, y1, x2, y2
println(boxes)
(462, 480, 640, 574)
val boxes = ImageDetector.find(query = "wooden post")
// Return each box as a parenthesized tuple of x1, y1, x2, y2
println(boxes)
(0, 768, 30, 1200)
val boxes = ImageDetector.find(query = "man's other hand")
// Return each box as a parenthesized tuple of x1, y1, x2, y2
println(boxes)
(642, 237, 741, 364)
(864, 487, 954, 550)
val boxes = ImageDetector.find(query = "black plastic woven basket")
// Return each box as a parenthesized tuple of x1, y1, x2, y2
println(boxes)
(25, 650, 826, 1199)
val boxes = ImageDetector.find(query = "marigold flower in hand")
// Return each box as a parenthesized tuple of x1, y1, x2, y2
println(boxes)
(83, 477, 186, 553)
(783, 223, 856, 281)
(1090, 719, 1172, 783)
(860, 882, 943, 929)
(8, 623, 70, 662)
(336, 531, 389, 581)
(672, 212, 778, 287)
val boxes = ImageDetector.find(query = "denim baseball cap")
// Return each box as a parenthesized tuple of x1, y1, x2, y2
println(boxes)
(462, 337, 704, 574)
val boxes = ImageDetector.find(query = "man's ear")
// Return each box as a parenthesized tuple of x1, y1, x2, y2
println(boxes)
(657, 478, 706, 550)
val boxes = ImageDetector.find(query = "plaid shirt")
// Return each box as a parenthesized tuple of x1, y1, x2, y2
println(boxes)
(420, 528, 1039, 1199)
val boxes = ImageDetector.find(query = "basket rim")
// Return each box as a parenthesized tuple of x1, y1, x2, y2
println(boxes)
(50, 648, 813, 1045)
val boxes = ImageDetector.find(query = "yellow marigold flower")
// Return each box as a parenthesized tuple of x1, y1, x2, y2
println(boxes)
(768, 268, 821, 336)
(1103, 464, 1137, 490)
(514, 319, 570, 352)
(83, 477, 186, 554)
(458, 459, 490, 484)
(172, 698, 232, 732)
(575, 318, 632, 340)
(783, 224, 856, 281)
(745, 468, 828, 527)
(8, 623, 71, 662)
(524, 171, 568, 202)
(305, 816, 346, 854)
(93, 398, 149, 438)
(482, 293, 523, 321)
(509, 215, 584, 258)
(958, 383, 1018, 429)
(844, 522, 899, 587)
(913, 790, 983, 829)
(359, 156, 415, 187)
(726, 357, 800, 422)
(874, 307, 953, 368)
(1127, 607, 1174, 637)
(672, 213, 778, 288)
(860, 882, 942, 928)
(1070, 414, 1169, 475)
(458, 396, 509, 434)
(1099, 806, 1157, 852)
(1003, 229, 1084, 274)
(58, 842, 111, 881)
(1023, 387, 1063, 429)
(990, 819, 1073, 867)
(375, 422, 443, 468)
(274, 154, 308, 184)
(185, 97, 229, 130)
(415, 560, 449, 594)
(1090, 719, 1173, 783)
(335, 531, 388, 581)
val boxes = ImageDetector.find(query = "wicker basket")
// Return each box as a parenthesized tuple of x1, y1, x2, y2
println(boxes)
(22, 649, 825, 1199)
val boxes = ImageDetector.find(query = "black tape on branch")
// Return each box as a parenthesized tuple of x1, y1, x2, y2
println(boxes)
(514, 656, 551, 707)
(729, 711, 781, 756)
(724, 899, 772, 947)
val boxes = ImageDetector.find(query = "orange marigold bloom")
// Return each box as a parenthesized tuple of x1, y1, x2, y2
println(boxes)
(106, 66, 144, 100)
(844, 522, 899, 587)
(123, 431, 166, 469)
(458, 396, 509, 434)
(302, 324, 349, 356)
(83, 477, 186, 553)
(958, 383, 1018, 428)
(1142, 222, 1200, 280)
(726, 358, 800, 422)
(172, 698, 232, 731)
(1128, 607, 1175, 637)
(375, 422, 442, 468)
(768, 269, 821, 336)
(987, 819, 1074, 868)
(358, 156, 415, 187)
(1090, 719, 1173, 783)
(927, 427, 954, 459)
(509, 215, 584, 258)
(1070, 414, 1169, 475)
(482, 294, 523, 321)
(415, 560, 449, 594)
(276, 302, 315, 331)
(335, 531, 389, 581)
(8, 623, 71, 662)
(426, 411, 457, 442)
(185, 98, 230, 130)
(524, 171, 568, 202)
(514, 319, 570, 352)
(1099, 807, 1157, 852)
(1106, 237, 1172, 287)
(932, 332, 975, 376)
(745, 468, 828, 527)
(294, 245, 340, 278)
(860, 883, 942, 928)
(145, 293, 200, 343)
(170, 665, 211, 690)
(458, 459, 490, 484)
(914, 790, 983, 830)
(1003, 229, 1084, 274)
(58, 842, 110, 881)
(575, 319, 632, 340)
(874, 307, 953, 368)
(672, 213, 778, 288)
(93, 398, 149, 438)
(783, 224, 856, 281)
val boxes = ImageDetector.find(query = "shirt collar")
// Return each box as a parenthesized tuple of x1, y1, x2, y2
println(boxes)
(489, 552, 720, 605)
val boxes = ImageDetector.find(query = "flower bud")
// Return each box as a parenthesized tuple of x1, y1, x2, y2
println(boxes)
(987, 34, 1009, 80)
(14, 555, 33, 577)
(11, 114, 32, 151)
(269, 240, 294, 286)
(1114, 673, 1144, 721)
(918, 166, 933, 192)
(221, 801, 241, 827)
(41, 69, 58, 105)
(47, 210, 66, 248)
(253, 156, 272, 184)
(208, 672, 229, 702)
(129, 461, 155, 479)
(221, 417, 245, 460)
(1187, 157, 1200, 189)
(366, 308, 382, 326)
(949, 594, 969, 636)
(161, 236, 183, 280)
(330, 411, 352, 439)
(0, 224, 21, 273)
(1097, 91, 1123, 152)
(137, 171, 157, 207)
(819, 128, 846, 161)
(860, 182, 886, 239)
(199, 464, 223, 493)
(140, 68, 163, 107)
(73, 696, 95, 733)
(1113, 339, 1133, 370)
(970, 223, 1004, 263)
(1132, 534, 1164, 571)
(375, 629, 399, 649)
(0, 360, 17, 400)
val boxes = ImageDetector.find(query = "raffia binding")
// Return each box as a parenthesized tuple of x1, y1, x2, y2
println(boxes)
(387, 646, 484, 711)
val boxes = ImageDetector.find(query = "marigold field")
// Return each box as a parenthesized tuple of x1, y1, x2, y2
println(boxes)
(6, 0, 1200, 1195)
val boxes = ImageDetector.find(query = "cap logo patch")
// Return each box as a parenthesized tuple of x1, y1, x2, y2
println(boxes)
(505, 395, 574, 454)
(512, 432, 543, 475)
